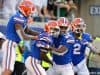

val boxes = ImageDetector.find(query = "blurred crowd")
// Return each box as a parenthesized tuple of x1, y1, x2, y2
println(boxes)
(0, 0, 80, 22)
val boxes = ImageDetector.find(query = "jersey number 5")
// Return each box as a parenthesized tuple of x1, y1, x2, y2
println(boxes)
(73, 43, 81, 54)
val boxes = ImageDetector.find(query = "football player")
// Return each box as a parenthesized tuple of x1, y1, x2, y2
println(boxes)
(46, 20, 74, 75)
(25, 31, 53, 75)
(70, 18, 99, 75)
(2, 0, 38, 75)
(71, 18, 93, 57)
(57, 17, 70, 35)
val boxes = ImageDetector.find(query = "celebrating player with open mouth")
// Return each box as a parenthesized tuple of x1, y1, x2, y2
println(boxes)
(70, 18, 100, 75)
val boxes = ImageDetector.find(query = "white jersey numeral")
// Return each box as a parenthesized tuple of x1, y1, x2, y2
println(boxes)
(73, 43, 81, 54)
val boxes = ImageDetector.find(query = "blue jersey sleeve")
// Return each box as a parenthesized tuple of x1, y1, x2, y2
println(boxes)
(36, 40, 50, 49)
(65, 34, 75, 44)
(36, 40, 51, 53)
(39, 32, 53, 45)
(84, 33, 93, 42)
(13, 15, 27, 30)
(13, 16, 25, 25)
(88, 34, 93, 42)
(36, 41, 47, 48)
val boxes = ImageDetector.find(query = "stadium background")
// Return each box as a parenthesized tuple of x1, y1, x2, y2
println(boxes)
(0, 0, 100, 75)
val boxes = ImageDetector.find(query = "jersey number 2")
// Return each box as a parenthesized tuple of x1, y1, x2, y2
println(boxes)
(73, 43, 81, 54)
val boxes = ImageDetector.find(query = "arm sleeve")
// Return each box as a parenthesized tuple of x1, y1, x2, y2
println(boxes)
(13, 16, 25, 25)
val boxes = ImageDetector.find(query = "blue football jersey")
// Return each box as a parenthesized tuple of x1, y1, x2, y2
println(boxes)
(69, 32, 93, 42)
(30, 32, 53, 60)
(70, 32, 91, 65)
(52, 34, 74, 65)
(30, 40, 46, 60)
(6, 11, 27, 43)
(82, 32, 93, 42)
(38, 31, 53, 45)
